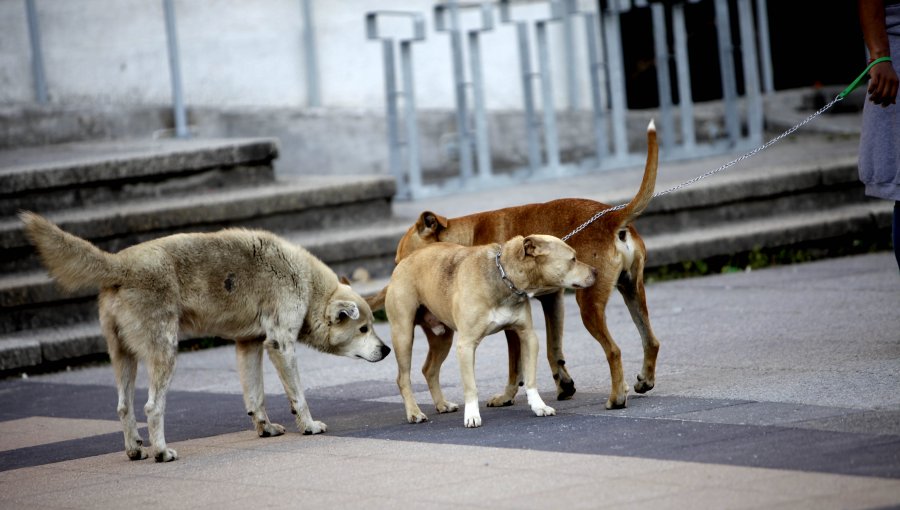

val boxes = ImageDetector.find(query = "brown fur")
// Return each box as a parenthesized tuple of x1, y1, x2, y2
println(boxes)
(20, 212, 390, 461)
(371, 121, 659, 409)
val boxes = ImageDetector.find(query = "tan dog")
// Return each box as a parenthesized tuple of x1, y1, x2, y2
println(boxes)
(374, 121, 659, 410)
(20, 212, 390, 462)
(385, 234, 597, 427)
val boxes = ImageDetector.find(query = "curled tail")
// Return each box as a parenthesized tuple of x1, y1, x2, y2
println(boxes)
(613, 119, 659, 230)
(364, 285, 388, 312)
(19, 211, 121, 292)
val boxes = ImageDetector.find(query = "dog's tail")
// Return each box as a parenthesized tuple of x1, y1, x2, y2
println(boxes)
(613, 119, 658, 229)
(19, 211, 122, 292)
(364, 284, 388, 312)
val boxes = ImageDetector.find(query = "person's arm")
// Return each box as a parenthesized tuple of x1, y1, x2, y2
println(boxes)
(859, 0, 899, 106)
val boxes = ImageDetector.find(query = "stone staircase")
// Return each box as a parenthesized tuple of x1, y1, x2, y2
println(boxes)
(0, 137, 404, 372)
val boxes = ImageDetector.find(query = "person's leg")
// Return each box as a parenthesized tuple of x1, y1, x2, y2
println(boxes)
(894, 201, 899, 271)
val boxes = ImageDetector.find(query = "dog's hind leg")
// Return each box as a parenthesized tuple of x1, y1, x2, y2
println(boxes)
(392, 316, 427, 424)
(538, 290, 576, 401)
(143, 323, 180, 462)
(264, 331, 327, 435)
(617, 270, 659, 394)
(236, 340, 285, 437)
(486, 331, 521, 407)
(101, 310, 146, 460)
(576, 287, 630, 409)
(422, 327, 458, 414)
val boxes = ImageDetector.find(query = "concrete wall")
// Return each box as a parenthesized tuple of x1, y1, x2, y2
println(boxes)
(1, 0, 598, 111)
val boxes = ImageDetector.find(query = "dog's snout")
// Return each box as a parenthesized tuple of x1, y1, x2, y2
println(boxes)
(380, 344, 392, 358)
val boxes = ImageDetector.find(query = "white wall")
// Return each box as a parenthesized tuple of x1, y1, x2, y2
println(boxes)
(0, 0, 599, 111)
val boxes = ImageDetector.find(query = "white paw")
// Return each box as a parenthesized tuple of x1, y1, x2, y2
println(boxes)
(464, 401, 481, 428)
(302, 420, 328, 435)
(154, 448, 178, 462)
(532, 405, 556, 417)
(464, 414, 482, 428)
(407, 412, 429, 423)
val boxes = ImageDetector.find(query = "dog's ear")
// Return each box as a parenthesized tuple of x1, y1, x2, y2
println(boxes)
(328, 300, 360, 324)
(523, 235, 550, 258)
(416, 211, 448, 238)
(339, 276, 352, 286)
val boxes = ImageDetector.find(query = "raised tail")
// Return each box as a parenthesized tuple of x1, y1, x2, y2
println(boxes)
(614, 119, 659, 229)
(19, 211, 121, 292)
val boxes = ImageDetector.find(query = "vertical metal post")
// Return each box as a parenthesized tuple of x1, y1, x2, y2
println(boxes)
(400, 40, 421, 192)
(25, 0, 48, 104)
(367, 12, 425, 200)
(672, 2, 696, 151)
(714, 0, 739, 146)
(584, 13, 607, 162)
(651, 2, 675, 152)
(301, 0, 321, 107)
(754, 0, 774, 94)
(446, 1, 474, 184)
(603, 5, 629, 158)
(468, 29, 492, 179)
(561, 0, 580, 110)
(162, 0, 189, 139)
(535, 20, 561, 171)
(737, 0, 763, 144)
(515, 22, 541, 174)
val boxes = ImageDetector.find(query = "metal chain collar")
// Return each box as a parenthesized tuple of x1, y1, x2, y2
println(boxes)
(561, 94, 846, 243)
(495, 251, 528, 298)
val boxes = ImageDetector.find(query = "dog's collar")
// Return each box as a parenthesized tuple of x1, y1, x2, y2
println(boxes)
(495, 251, 528, 298)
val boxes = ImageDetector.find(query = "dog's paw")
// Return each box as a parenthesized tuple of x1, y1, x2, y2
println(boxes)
(407, 412, 428, 424)
(634, 373, 655, 394)
(258, 421, 286, 438)
(464, 415, 482, 428)
(556, 377, 576, 401)
(486, 394, 515, 407)
(532, 405, 556, 417)
(126, 447, 148, 461)
(302, 420, 328, 435)
(436, 401, 459, 414)
(605, 394, 628, 410)
(154, 448, 178, 462)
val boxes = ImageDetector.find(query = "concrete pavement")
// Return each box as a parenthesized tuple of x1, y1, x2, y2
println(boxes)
(1, 251, 898, 509)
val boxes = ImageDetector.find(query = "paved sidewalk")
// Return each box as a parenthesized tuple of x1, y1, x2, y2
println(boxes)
(1, 252, 898, 509)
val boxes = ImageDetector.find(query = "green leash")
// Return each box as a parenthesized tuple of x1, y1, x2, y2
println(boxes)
(563, 56, 895, 242)
(839, 56, 894, 99)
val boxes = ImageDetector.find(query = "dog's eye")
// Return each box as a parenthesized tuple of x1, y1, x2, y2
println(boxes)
(359, 325, 369, 334)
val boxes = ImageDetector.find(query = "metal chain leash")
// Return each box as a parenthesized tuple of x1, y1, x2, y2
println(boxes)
(561, 94, 846, 243)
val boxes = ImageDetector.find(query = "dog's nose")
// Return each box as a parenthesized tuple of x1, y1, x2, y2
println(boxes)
(380, 344, 392, 358)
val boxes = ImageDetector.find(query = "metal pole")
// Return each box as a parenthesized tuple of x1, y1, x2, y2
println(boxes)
(604, 6, 629, 158)
(584, 13, 607, 162)
(25, 0, 48, 104)
(672, 2, 696, 150)
(561, 0, 580, 110)
(162, 0, 189, 138)
(737, 0, 763, 144)
(536, 20, 560, 171)
(400, 41, 422, 193)
(468, 30, 492, 179)
(446, 1, 474, 184)
(651, 2, 675, 152)
(380, 40, 406, 198)
(755, 0, 774, 94)
(516, 22, 541, 174)
(714, 0, 739, 146)
(301, 0, 321, 107)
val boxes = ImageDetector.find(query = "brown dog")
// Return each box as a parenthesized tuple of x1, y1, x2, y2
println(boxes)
(372, 121, 659, 410)
(385, 235, 597, 427)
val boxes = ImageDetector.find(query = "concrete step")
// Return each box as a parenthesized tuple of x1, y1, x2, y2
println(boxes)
(0, 138, 279, 216)
(1, 174, 396, 273)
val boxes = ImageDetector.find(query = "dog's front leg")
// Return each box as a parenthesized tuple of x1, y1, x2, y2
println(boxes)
(456, 334, 483, 428)
(236, 340, 286, 437)
(518, 327, 556, 418)
(265, 334, 326, 435)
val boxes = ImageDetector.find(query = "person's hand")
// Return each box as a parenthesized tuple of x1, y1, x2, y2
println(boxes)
(868, 60, 899, 107)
